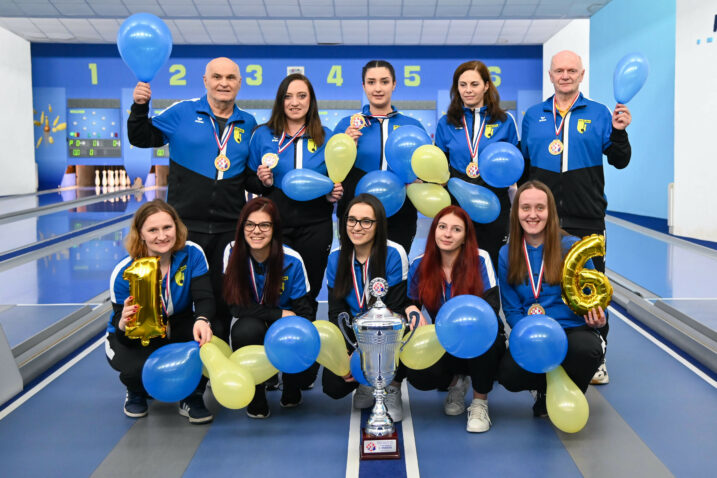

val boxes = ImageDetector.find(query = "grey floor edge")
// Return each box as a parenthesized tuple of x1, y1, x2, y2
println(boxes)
(557, 387, 674, 478)
(90, 399, 212, 478)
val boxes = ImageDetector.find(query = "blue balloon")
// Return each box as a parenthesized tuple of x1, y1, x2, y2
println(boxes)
(281, 169, 335, 201)
(384, 125, 430, 183)
(477, 142, 524, 188)
(435, 295, 499, 359)
(613, 52, 649, 104)
(355, 170, 406, 217)
(117, 13, 173, 82)
(508, 315, 568, 374)
(350, 351, 370, 386)
(265, 316, 321, 374)
(142, 341, 202, 402)
(447, 178, 500, 224)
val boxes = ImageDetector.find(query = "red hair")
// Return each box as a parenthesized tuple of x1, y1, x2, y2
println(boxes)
(417, 206, 484, 312)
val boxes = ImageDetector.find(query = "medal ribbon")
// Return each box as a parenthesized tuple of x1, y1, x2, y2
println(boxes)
(522, 238, 545, 302)
(159, 266, 172, 318)
(209, 117, 234, 156)
(351, 251, 370, 311)
(462, 111, 487, 162)
(552, 93, 579, 138)
(248, 258, 266, 304)
(364, 110, 395, 126)
(278, 124, 307, 154)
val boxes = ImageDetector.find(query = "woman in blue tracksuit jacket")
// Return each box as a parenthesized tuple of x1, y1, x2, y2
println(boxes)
(496, 180, 606, 417)
(106, 199, 215, 424)
(435, 60, 519, 267)
(334, 60, 428, 256)
(223, 197, 314, 419)
(247, 73, 341, 321)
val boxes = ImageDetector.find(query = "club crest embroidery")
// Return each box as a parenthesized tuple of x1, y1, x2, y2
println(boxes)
(234, 127, 244, 143)
(577, 119, 591, 134)
(308, 139, 317, 153)
(485, 124, 497, 138)
(174, 265, 186, 286)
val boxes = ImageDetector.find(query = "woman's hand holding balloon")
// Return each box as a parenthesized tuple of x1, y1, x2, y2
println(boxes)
(133, 82, 152, 104)
(257, 164, 273, 187)
(193, 319, 213, 346)
(281, 309, 296, 318)
(584, 306, 606, 329)
(405, 305, 427, 330)
(342, 372, 356, 383)
(119, 296, 139, 332)
(327, 183, 343, 203)
(344, 125, 362, 143)
(612, 104, 631, 130)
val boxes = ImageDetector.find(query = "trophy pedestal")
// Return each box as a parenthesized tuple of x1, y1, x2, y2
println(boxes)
(360, 429, 400, 460)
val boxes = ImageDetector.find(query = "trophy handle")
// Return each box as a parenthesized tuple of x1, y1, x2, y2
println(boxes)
(337, 312, 357, 350)
(400, 311, 420, 351)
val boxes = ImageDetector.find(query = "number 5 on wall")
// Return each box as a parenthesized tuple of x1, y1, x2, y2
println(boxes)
(404, 65, 421, 86)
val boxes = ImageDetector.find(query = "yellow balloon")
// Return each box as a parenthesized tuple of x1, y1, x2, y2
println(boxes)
(313, 320, 351, 377)
(400, 324, 446, 370)
(546, 365, 589, 433)
(325, 133, 357, 182)
(561, 234, 613, 316)
(203, 336, 233, 378)
(230, 345, 278, 385)
(406, 183, 451, 218)
(411, 145, 450, 184)
(122, 256, 166, 346)
(200, 342, 255, 409)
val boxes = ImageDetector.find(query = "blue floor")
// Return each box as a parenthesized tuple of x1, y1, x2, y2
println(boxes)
(0, 191, 715, 477)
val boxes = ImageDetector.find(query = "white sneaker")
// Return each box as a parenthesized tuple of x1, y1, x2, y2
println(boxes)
(444, 376, 468, 416)
(591, 362, 609, 385)
(353, 384, 375, 409)
(466, 398, 491, 433)
(384, 385, 403, 422)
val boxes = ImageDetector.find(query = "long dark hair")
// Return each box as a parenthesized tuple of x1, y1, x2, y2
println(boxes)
(446, 60, 506, 127)
(362, 60, 396, 83)
(266, 73, 325, 147)
(223, 197, 285, 306)
(507, 181, 567, 286)
(333, 194, 388, 301)
(417, 206, 484, 312)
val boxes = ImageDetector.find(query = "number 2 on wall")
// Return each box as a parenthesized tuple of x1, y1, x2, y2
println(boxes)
(169, 64, 187, 85)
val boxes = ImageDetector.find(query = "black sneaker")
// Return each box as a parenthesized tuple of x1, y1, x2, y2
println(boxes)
(300, 381, 315, 391)
(265, 374, 280, 391)
(280, 387, 302, 408)
(124, 390, 148, 418)
(178, 393, 214, 424)
(532, 391, 547, 418)
(247, 385, 270, 419)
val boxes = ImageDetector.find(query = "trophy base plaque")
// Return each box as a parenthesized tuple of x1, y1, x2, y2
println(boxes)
(360, 429, 400, 460)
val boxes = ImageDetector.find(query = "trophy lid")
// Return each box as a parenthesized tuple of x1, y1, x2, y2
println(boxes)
(354, 278, 404, 327)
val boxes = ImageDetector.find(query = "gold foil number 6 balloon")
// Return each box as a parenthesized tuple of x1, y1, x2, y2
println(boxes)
(561, 235, 613, 316)
(122, 256, 167, 346)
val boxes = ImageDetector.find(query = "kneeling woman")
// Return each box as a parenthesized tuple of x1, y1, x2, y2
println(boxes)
(405, 206, 504, 433)
(223, 197, 314, 419)
(106, 199, 214, 424)
(497, 181, 606, 416)
(322, 193, 409, 422)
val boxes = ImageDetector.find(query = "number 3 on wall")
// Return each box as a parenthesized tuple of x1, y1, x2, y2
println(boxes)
(245, 65, 262, 86)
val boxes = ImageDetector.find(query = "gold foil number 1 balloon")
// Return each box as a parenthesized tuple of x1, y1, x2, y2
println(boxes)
(122, 256, 166, 346)
(561, 234, 613, 316)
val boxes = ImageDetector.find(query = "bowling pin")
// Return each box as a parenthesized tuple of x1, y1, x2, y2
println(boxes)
(94, 170, 100, 187)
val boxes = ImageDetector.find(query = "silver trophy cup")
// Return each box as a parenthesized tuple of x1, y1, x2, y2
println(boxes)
(340, 278, 418, 437)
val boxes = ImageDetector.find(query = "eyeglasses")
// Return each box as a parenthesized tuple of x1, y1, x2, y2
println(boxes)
(244, 221, 273, 232)
(346, 217, 376, 229)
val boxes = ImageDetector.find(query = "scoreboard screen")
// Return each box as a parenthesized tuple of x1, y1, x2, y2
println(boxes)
(67, 98, 121, 158)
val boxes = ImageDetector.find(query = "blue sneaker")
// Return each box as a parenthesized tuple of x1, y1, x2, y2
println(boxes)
(124, 390, 148, 418)
(178, 392, 213, 424)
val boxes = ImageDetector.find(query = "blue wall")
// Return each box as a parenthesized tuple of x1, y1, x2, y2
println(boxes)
(590, 0, 675, 219)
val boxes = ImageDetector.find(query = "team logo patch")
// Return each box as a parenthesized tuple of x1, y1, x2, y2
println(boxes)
(308, 139, 317, 153)
(393, 125, 400, 130)
(577, 119, 591, 134)
(485, 124, 497, 138)
(234, 127, 244, 143)
(174, 265, 186, 286)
